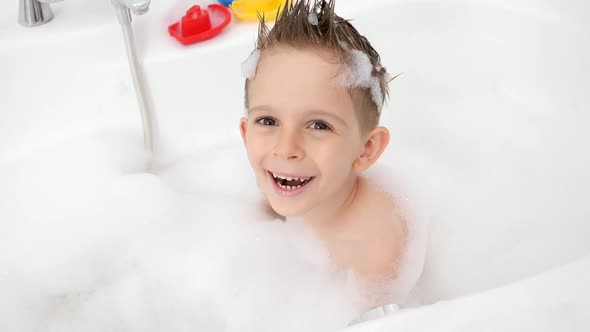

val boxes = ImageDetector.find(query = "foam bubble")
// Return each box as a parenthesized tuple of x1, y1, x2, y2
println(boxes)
(340, 49, 384, 110)
(241, 49, 261, 80)
(308, 13, 319, 25)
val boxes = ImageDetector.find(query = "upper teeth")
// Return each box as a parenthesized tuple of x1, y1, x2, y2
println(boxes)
(272, 172, 310, 181)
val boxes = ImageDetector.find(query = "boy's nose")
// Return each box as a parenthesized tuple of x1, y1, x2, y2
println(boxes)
(273, 130, 304, 160)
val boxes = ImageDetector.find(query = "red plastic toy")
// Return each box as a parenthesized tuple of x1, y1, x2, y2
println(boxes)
(168, 4, 232, 45)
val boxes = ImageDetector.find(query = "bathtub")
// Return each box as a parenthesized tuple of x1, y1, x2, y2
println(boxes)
(1, 0, 589, 331)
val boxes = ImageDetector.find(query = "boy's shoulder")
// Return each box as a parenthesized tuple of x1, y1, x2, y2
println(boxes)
(342, 177, 408, 280)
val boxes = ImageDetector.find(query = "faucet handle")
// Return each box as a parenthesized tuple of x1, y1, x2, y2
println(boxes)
(19, 0, 60, 27)
(37, 0, 63, 3)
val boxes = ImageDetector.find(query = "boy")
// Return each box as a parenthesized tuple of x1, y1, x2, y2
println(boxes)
(239, 0, 407, 305)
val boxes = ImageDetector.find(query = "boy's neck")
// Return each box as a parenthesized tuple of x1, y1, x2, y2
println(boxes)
(300, 174, 361, 233)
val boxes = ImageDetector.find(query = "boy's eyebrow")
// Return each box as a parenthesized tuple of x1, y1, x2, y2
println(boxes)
(248, 105, 274, 114)
(248, 105, 348, 127)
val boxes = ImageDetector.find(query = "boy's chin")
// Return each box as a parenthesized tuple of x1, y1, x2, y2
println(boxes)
(267, 200, 306, 218)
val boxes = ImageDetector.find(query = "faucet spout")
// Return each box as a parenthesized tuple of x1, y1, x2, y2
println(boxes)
(112, 0, 151, 15)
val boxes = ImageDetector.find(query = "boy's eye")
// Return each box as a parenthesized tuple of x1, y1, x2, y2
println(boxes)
(308, 121, 330, 130)
(256, 117, 276, 126)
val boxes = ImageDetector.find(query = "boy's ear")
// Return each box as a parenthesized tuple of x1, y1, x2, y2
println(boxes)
(353, 126, 390, 172)
(239, 117, 248, 145)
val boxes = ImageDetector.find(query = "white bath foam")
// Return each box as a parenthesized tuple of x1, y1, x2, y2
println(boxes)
(0, 131, 365, 332)
(340, 49, 383, 110)
(308, 12, 319, 26)
(157, 140, 257, 202)
(241, 49, 261, 80)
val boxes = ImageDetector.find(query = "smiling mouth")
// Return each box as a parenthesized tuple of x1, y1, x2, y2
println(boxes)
(268, 171, 315, 191)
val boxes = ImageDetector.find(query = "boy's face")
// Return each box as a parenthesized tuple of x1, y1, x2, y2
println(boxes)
(240, 46, 366, 217)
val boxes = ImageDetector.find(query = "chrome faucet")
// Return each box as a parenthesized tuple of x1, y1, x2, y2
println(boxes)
(111, 0, 156, 153)
(18, 0, 151, 27)
(111, 0, 151, 25)
(111, 0, 151, 16)
(18, 0, 62, 27)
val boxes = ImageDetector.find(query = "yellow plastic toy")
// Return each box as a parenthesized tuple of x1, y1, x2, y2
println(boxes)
(230, 0, 289, 22)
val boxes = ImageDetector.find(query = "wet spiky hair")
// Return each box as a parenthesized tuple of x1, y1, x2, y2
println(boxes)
(244, 0, 391, 131)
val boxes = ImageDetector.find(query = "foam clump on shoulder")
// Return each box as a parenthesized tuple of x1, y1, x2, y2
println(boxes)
(241, 49, 261, 80)
(341, 49, 384, 111)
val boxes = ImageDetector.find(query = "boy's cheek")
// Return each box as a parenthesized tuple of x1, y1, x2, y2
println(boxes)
(245, 142, 269, 171)
(247, 137, 271, 155)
